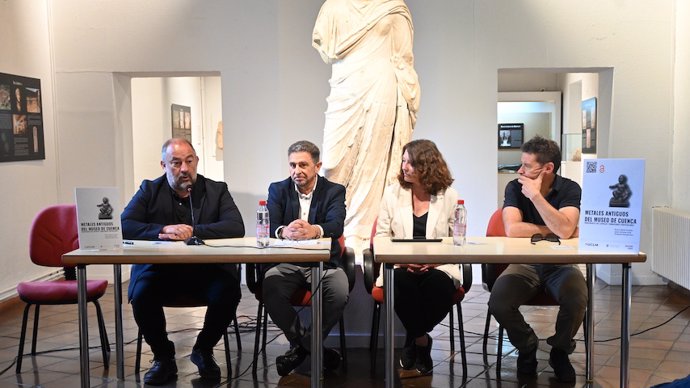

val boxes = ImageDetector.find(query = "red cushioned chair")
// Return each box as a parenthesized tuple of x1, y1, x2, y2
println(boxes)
(245, 236, 355, 376)
(482, 208, 589, 371)
(16, 205, 110, 373)
(362, 220, 472, 377)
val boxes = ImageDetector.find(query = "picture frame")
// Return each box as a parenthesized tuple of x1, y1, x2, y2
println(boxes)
(171, 104, 191, 140)
(498, 123, 524, 149)
(581, 97, 597, 154)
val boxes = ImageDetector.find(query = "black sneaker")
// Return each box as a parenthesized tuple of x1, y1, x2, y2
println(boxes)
(414, 335, 433, 375)
(143, 358, 177, 386)
(517, 345, 538, 376)
(324, 348, 342, 371)
(399, 340, 416, 370)
(549, 348, 576, 383)
(190, 348, 221, 380)
(276, 346, 308, 376)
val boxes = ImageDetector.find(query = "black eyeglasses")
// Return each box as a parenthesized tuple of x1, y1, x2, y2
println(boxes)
(530, 233, 561, 245)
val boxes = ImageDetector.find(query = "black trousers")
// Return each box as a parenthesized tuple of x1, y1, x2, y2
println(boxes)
(487, 264, 587, 354)
(130, 264, 241, 359)
(393, 268, 457, 339)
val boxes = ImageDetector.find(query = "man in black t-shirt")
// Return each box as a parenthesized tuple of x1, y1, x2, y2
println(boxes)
(488, 136, 586, 383)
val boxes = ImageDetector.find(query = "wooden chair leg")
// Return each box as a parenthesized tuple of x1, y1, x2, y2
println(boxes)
(15, 304, 31, 373)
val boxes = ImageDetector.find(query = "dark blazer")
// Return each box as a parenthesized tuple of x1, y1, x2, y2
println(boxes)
(267, 175, 346, 268)
(122, 174, 245, 299)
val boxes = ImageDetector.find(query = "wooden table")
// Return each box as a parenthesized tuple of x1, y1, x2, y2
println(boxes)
(373, 236, 647, 388)
(62, 237, 331, 388)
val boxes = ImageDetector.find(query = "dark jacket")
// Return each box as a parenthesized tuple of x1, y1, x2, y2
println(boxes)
(267, 175, 346, 268)
(122, 174, 245, 299)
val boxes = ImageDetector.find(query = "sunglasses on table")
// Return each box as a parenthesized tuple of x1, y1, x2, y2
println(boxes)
(530, 233, 561, 245)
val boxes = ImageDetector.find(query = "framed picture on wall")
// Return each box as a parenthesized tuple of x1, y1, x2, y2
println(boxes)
(171, 104, 191, 140)
(498, 123, 524, 149)
(0, 72, 45, 162)
(581, 97, 597, 154)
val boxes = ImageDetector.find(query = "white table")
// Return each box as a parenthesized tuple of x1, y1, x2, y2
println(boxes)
(62, 237, 331, 388)
(373, 236, 647, 388)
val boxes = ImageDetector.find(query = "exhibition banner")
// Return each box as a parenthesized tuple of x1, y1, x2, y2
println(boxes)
(578, 159, 645, 252)
(75, 187, 123, 250)
(0, 72, 45, 162)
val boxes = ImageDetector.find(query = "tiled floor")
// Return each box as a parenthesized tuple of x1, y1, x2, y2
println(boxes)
(1, 279, 690, 387)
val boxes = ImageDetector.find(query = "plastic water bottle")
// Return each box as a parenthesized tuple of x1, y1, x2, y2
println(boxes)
(256, 200, 270, 247)
(453, 199, 467, 246)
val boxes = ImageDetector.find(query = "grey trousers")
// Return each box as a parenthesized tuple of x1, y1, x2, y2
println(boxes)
(262, 264, 349, 350)
(487, 264, 587, 354)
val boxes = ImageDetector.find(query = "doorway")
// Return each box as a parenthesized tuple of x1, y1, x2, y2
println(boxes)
(130, 75, 223, 193)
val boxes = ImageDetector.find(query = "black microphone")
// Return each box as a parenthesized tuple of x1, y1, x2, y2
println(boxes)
(185, 185, 204, 245)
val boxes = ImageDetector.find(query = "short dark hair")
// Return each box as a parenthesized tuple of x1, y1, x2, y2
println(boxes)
(161, 138, 196, 161)
(397, 139, 454, 194)
(521, 135, 561, 173)
(288, 140, 320, 163)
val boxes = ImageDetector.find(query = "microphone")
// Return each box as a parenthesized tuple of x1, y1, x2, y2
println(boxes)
(184, 185, 204, 245)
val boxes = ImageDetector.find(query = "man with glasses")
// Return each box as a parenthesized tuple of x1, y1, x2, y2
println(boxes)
(488, 135, 586, 383)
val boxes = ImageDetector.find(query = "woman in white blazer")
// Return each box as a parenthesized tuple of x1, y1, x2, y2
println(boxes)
(375, 139, 462, 375)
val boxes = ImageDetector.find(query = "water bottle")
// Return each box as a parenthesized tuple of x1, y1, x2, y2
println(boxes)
(256, 200, 270, 247)
(453, 199, 467, 246)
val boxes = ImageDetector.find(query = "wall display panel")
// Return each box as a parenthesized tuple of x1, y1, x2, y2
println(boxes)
(0, 72, 45, 162)
(171, 103, 191, 141)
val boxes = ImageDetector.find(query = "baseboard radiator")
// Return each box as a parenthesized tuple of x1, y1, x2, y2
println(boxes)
(652, 207, 690, 290)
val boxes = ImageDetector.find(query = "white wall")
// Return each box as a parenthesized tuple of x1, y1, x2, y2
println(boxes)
(0, 0, 677, 298)
(673, 0, 690, 212)
(0, 1, 60, 299)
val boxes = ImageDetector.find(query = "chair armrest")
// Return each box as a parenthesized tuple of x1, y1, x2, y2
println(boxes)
(362, 248, 375, 294)
(342, 246, 356, 292)
(461, 263, 472, 293)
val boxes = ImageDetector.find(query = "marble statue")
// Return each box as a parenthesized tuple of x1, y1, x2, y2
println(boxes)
(313, 0, 420, 239)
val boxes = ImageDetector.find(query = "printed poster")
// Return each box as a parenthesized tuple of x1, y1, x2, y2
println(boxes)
(75, 187, 123, 250)
(578, 159, 645, 252)
(0, 72, 45, 162)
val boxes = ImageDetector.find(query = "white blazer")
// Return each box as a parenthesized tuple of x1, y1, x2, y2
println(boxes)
(375, 182, 462, 287)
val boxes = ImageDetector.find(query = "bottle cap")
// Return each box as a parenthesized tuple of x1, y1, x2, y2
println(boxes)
(259, 200, 267, 206)
(457, 199, 465, 205)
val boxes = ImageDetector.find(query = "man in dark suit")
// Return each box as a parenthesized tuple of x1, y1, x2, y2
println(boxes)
(122, 138, 244, 385)
(263, 140, 348, 376)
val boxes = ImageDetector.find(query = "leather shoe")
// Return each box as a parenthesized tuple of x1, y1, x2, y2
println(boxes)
(276, 346, 308, 376)
(414, 335, 433, 375)
(549, 348, 576, 383)
(324, 348, 342, 371)
(190, 348, 221, 380)
(399, 340, 416, 370)
(143, 358, 177, 386)
(517, 345, 538, 376)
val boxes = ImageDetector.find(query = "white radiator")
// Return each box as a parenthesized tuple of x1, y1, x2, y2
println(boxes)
(652, 207, 690, 290)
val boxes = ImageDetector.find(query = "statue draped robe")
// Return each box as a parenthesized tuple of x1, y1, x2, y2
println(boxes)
(313, 0, 420, 239)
